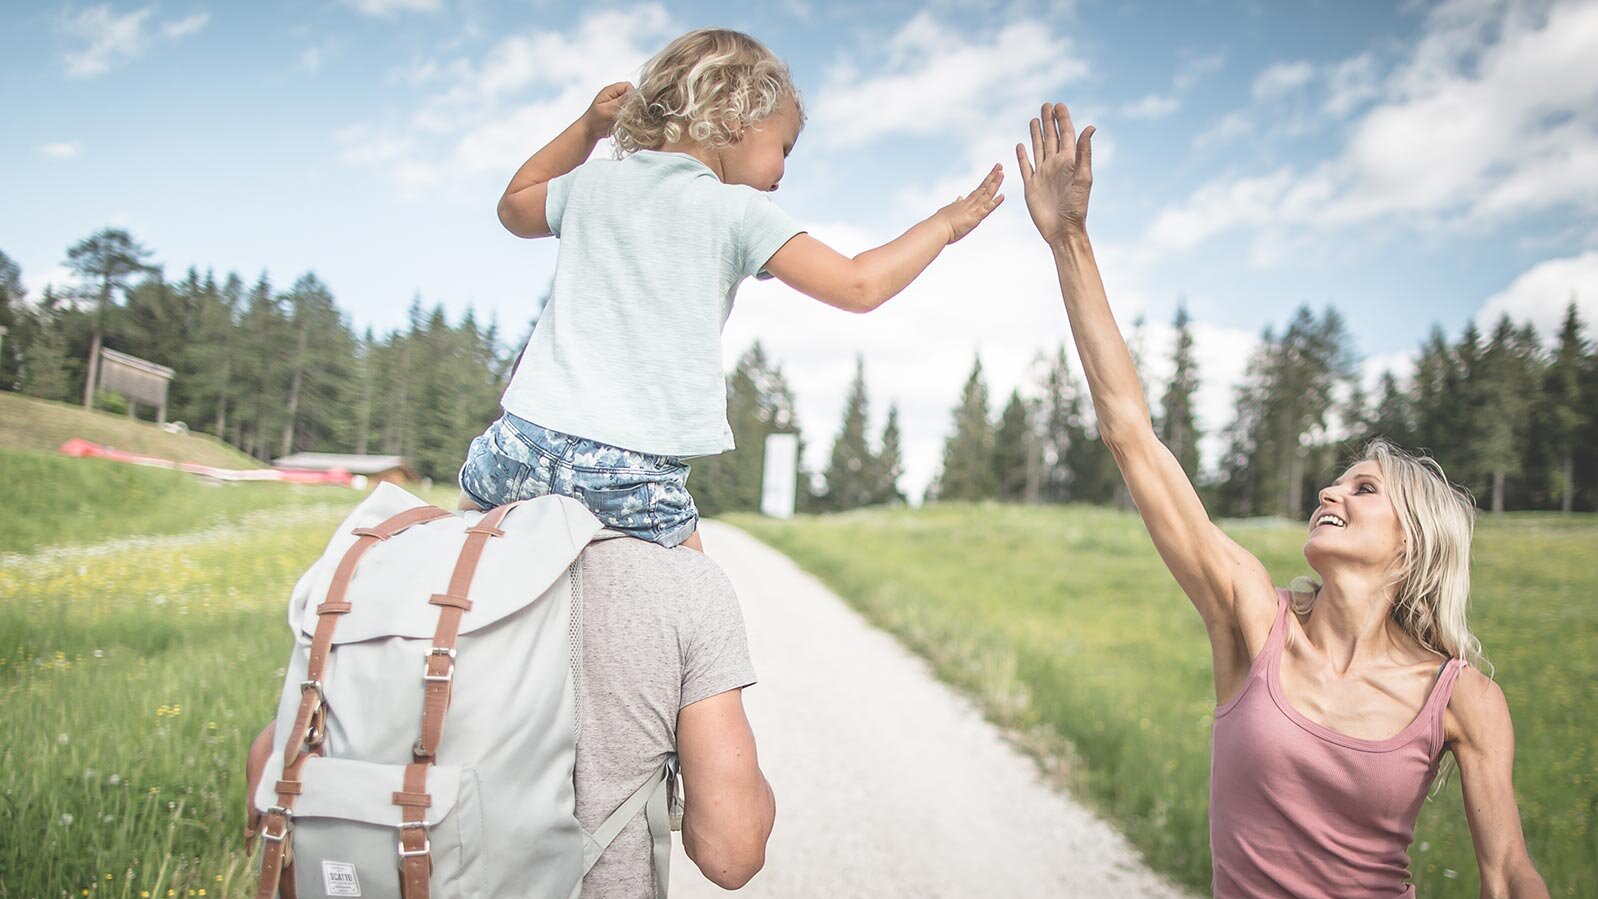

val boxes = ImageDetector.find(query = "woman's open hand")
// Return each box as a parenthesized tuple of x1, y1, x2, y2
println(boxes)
(1016, 102, 1095, 245)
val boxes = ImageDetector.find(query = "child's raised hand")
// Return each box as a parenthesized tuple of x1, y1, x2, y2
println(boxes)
(583, 82, 634, 140)
(934, 164, 1006, 244)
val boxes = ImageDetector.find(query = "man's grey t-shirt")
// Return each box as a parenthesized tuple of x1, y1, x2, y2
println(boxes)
(574, 533, 758, 898)
(501, 150, 804, 458)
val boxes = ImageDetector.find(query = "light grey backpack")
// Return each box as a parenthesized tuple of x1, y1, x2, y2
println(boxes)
(245, 483, 676, 899)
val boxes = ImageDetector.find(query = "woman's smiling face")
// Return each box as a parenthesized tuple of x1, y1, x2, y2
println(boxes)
(1304, 459, 1407, 575)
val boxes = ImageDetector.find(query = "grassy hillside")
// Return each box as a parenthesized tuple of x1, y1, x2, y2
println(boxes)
(0, 391, 262, 469)
(0, 448, 352, 554)
(729, 504, 1595, 898)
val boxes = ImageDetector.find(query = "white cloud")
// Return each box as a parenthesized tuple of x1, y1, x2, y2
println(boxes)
(62, 4, 154, 77)
(61, 4, 210, 77)
(340, 5, 677, 195)
(1251, 60, 1314, 99)
(1149, 0, 1598, 259)
(808, 13, 1089, 150)
(40, 141, 83, 159)
(1322, 53, 1380, 117)
(160, 12, 209, 39)
(347, 0, 442, 15)
(1123, 93, 1179, 120)
(1118, 53, 1223, 123)
(298, 40, 338, 75)
(1475, 251, 1598, 340)
(1193, 110, 1250, 149)
(22, 266, 81, 303)
(1173, 52, 1225, 92)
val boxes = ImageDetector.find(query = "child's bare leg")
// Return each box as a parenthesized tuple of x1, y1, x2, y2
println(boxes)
(679, 529, 704, 553)
(455, 490, 485, 511)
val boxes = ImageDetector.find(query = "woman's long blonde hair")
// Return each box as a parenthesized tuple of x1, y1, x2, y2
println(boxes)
(1292, 439, 1489, 672)
(611, 28, 803, 157)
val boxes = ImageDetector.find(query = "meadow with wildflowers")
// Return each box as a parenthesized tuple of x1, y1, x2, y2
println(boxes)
(2, 469, 1590, 896)
(729, 504, 1597, 897)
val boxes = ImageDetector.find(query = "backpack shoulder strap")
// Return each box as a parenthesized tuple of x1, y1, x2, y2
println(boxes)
(585, 756, 679, 899)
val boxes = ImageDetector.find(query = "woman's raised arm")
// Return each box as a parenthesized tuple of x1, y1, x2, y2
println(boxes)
(1018, 103, 1276, 683)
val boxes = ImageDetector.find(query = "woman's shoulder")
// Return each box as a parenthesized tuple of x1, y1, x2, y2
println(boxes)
(1443, 663, 1512, 746)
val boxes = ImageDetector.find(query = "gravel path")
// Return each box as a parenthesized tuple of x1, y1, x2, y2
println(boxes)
(668, 521, 1195, 899)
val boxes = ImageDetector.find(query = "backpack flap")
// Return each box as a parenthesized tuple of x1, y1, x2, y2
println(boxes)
(253, 755, 484, 896)
(294, 493, 604, 644)
(285, 482, 445, 637)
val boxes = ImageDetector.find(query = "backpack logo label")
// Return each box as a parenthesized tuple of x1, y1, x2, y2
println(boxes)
(322, 861, 362, 896)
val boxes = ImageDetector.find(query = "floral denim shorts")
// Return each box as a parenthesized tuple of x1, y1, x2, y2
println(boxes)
(458, 412, 699, 548)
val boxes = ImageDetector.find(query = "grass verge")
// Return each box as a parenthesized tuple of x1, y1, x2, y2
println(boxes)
(0, 392, 261, 470)
(726, 503, 1595, 898)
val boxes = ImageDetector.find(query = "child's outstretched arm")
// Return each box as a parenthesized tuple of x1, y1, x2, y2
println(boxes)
(498, 82, 632, 239)
(763, 165, 1004, 314)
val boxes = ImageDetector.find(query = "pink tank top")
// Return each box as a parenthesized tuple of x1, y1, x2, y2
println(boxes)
(1210, 592, 1463, 898)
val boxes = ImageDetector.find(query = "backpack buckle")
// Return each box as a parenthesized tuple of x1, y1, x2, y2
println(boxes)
(260, 807, 294, 843)
(422, 652, 454, 683)
(397, 838, 432, 858)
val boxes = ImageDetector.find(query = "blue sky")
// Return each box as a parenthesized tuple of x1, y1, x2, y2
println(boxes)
(5, 0, 1597, 497)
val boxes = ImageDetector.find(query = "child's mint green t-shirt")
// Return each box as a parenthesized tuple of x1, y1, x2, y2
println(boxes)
(500, 150, 804, 458)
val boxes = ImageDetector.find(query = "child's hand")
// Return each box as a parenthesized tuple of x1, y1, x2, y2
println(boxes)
(934, 164, 1005, 244)
(583, 82, 634, 140)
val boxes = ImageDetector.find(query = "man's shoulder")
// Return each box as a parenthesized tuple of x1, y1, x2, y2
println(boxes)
(579, 535, 736, 604)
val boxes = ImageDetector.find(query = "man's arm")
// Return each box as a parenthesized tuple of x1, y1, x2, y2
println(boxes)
(677, 688, 775, 889)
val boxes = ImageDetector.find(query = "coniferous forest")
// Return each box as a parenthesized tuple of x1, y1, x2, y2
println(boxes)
(3, 229, 1595, 517)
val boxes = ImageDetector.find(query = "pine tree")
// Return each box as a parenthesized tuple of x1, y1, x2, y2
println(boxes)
(0, 249, 24, 390)
(993, 389, 1032, 502)
(938, 355, 996, 501)
(1476, 315, 1540, 512)
(691, 342, 804, 516)
(64, 228, 154, 409)
(823, 356, 876, 510)
(20, 288, 72, 402)
(279, 274, 354, 456)
(1367, 371, 1413, 448)
(871, 403, 906, 506)
(1156, 303, 1202, 480)
(1540, 301, 1588, 513)
(1410, 326, 1455, 456)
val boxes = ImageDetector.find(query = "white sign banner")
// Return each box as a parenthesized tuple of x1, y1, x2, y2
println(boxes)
(760, 433, 799, 519)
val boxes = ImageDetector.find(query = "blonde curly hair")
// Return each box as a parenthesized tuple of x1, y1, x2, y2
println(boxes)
(611, 28, 803, 157)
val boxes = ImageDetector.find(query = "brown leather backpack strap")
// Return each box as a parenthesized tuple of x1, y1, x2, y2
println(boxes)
(413, 502, 516, 761)
(392, 502, 518, 899)
(256, 503, 450, 899)
(396, 761, 434, 898)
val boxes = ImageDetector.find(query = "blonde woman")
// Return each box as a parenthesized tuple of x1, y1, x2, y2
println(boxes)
(459, 28, 1005, 550)
(1017, 102, 1548, 898)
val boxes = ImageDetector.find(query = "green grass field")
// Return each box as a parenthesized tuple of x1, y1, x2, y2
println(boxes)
(0, 448, 351, 555)
(727, 504, 1595, 898)
(0, 393, 263, 470)
(0, 456, 453, 896)
(1, 461, 1589, 896)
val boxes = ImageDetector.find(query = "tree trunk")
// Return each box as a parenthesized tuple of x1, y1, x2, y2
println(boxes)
(83, 328, 102, 409)
(1023, 430, 1041, 505)
(214, 357, 230, 438)
(1492, 468, 1505, 514)
(1562, 455, 1574, 514)
(281, 315, 309, 457)
(1286, 449, 1305, 519)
